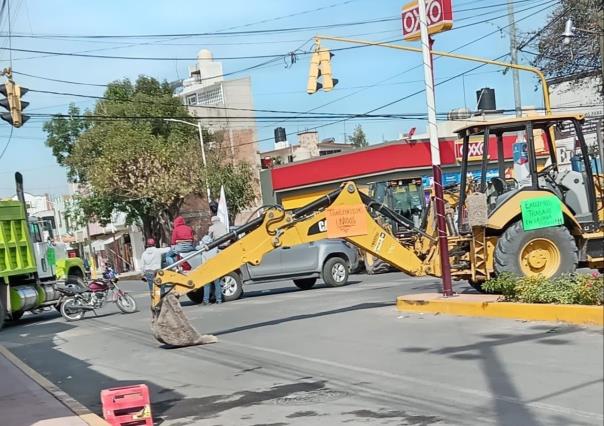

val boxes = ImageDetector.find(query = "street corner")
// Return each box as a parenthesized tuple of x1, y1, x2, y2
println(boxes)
(396, 293, 604, 326)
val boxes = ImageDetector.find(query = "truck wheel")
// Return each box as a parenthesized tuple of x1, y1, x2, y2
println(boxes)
(323, 257, 349, 287)
(66, 275, 86, 290)
(0, 299, 5, 330)
(221, 272, 243, 302)
(494, 222, 578, 278)
(10, 311, 24, 321)
(293, 278, 317, 290)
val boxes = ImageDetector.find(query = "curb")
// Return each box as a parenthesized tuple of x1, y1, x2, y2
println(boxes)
(396, 294, 604, 326)
(0, 345, 109, 426)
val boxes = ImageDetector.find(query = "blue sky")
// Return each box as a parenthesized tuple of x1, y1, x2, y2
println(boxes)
(0, 0, 559, 197)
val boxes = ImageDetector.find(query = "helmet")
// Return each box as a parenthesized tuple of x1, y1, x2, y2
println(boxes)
(146, 238, 156, 247)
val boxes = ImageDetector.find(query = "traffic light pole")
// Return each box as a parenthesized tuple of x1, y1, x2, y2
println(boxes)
(313, 35, 553, 115)
(417, 0, 453, 297)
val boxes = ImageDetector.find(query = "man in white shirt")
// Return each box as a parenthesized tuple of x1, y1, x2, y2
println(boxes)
(141, 238, 170, 292)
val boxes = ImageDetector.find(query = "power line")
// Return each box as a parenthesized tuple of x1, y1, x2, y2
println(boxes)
(0, 126, 14, 162)
(256, 0, 559, 133)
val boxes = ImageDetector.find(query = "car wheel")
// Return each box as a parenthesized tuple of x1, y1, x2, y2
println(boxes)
(186, 288, 204, 304)
(293, 278, 317, 290)
(221, 272, 243, 302)
(323, 257, 349, 287)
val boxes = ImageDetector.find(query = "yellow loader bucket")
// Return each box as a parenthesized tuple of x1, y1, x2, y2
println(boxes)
(151, 292, 218, 347)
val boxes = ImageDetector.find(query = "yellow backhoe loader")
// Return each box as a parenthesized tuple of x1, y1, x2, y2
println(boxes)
(151, 114, 603, 347)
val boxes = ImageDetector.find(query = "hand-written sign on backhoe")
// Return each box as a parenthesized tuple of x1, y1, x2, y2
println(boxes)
(325, 204, 368, 238)
(520, 196, 563, 231)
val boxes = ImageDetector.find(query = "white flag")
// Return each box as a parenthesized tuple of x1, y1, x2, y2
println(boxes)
(217, 185, 230, 231)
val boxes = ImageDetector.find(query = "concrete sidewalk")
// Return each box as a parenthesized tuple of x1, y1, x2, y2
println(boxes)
(0, 346, 107, 426)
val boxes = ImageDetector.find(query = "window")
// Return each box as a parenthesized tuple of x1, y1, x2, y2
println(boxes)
(185, 94, 197, 105)
(197, 85, 224, 106)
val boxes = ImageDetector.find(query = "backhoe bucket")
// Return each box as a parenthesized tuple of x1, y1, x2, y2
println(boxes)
(151, 293, 217, 347)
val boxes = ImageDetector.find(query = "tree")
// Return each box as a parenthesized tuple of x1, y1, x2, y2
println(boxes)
(521, 0, 602, 87)
(44, 76, 204, 243)
(205, 134, 257, 223)
(348, 124, 368, 148)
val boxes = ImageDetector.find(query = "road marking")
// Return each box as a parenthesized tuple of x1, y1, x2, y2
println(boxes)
(219, 340, 604, 421)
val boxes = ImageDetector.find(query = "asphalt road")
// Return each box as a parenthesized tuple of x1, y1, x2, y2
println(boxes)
(1, 274, 602, 426)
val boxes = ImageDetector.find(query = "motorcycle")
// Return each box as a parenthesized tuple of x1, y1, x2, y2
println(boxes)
(58, 276, 137, 321)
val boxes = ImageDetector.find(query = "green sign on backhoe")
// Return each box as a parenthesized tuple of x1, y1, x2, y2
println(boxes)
(521, 196, 564, 231)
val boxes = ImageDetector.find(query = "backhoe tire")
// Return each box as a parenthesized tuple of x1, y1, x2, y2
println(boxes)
(323, 257, 349, 287)
(494, 221, 578, 279)
(293, 278, 317, 290)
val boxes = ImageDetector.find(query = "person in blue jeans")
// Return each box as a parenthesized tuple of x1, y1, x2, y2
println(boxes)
(199, 235, 222, 305)
(165, 216, 196, 266)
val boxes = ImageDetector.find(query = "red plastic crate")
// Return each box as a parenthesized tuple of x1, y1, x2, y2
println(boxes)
(101, 384, 153, 426)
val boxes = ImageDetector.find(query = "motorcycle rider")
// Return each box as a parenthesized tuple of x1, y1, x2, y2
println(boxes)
(141, 238, 171, 292)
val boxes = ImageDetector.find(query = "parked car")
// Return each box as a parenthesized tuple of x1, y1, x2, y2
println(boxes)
(186, 239, 359, 303)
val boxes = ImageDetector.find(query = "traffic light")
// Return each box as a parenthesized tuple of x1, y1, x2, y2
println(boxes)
(306, 47, 338, 94)
(307, 50, 322, 94)
(0, 79, 29, 127)
(318, 49, 338, 92)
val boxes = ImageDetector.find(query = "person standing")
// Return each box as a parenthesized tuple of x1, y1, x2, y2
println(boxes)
(208, 201, 228, 244)
(141, 238, 171, 292)
(200, 235, 223, 305)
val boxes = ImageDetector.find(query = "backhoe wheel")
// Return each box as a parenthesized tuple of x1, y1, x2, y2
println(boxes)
(323, 257, 349, 287)
(494, 221, 578, 278)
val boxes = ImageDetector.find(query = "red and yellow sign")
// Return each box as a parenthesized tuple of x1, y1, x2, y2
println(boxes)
(401, 0, 453, 41)
(325, 204, 368, 238)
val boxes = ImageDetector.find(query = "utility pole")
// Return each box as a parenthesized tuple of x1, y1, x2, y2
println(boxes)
(417, 0, 453, 297)
(507, 0, 522, 117)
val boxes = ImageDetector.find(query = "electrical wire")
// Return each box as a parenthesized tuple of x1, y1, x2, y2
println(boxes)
(0, 126, 14, 162)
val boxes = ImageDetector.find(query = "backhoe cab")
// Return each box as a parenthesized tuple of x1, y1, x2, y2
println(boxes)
(451, 113, 603, 290)
(150, 113, 603, 347)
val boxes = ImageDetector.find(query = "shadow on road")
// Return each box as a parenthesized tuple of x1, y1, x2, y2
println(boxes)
(4, 321, 189, 425)
(401, 325, 585, 426)
(214, 301, 392, 336)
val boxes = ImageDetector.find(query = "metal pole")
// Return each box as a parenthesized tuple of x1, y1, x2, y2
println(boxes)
(507, 0, 522, 117)
(314, 34, 553, 114)
(197, 121, 211, 200)
(417, 0, 453, 297)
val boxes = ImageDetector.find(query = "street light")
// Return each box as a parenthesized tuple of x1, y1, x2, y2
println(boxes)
(163, 118, 211, 200)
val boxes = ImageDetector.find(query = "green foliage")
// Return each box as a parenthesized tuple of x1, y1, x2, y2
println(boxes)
(481, 272, 518, 299)
(206, 136, 257, 221)
(347, 124, 368, 148)
(44, 75, 257, 243)
(482, 272, 604, 305)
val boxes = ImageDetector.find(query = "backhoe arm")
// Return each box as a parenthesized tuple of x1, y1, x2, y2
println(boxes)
(152, 182, 435, 308)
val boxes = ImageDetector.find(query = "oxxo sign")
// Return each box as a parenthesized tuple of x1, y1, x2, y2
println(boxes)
(401, 0, 453, 41)
(455, 137, 488, 162)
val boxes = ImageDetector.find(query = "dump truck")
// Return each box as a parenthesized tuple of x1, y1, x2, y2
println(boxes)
(149, 114, 603, 347)
(0, 173, 86, 329)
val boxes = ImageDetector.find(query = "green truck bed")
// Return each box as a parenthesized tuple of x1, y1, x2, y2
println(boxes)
(0, 200, 36, 279)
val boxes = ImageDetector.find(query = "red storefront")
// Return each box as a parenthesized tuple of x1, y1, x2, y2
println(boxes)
(264, 135, 529, 209)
